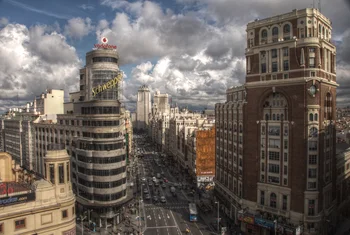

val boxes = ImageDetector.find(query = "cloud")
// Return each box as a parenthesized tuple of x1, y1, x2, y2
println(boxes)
(0, 17, 9, 27)
(79, 4, 95, 11)
(0, 23, 81, 113)
(64, 17, 94, 39)
(4, 0, 71, 20)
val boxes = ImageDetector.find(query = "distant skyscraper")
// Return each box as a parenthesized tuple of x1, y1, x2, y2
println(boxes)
(136, 85, 151, 130)
(152, 91, 170, 115)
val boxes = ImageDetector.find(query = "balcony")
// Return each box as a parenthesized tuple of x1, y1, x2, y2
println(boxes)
(256, 204, 289, 217)
(304, 213, 322, 222)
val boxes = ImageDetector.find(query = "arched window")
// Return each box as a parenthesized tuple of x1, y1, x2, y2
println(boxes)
(310, 127, 318, 137)
(281, 114, 284, 121)
(261, 29, 268, 38)
(322, 27, 325, 38)
(314, 113, 318, 121)
(273, 114, 276, 120)
(265, 114, 269, 121)
(309, 113, 314, 121)
(277, 114, 280, 120)
(239, 125, 243, 133)
(272, 27, 279, 36)
(270, 193, 277, 208)
(319, 24, 322, 33)
(283, 24, 290, 33)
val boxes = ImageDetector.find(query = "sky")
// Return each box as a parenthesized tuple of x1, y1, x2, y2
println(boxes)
(0, 0, 349, 113)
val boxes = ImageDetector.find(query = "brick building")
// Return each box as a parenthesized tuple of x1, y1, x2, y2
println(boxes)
(215, 8, 337, 235)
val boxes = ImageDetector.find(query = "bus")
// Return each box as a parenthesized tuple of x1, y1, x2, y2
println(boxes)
(189, 203, 198, 222)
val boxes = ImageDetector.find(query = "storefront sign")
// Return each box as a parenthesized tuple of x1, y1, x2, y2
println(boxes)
(92, 73, 123, 97)
(94, 37, 117, 49)
(254, 218, 275, 229)
(0, 192, 35, 206)
(243, 215, 255, 225)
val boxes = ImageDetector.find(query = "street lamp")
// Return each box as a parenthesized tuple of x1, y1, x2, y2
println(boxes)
(215, 201, 220, 233)
(274, 219, 277, 235)
(78, 213, 87, 235)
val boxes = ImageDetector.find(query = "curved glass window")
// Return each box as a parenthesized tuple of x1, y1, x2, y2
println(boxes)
(77, 166, 126, 176)
(77, 154, 126, 164)
(91, 70, 121, 100)
(283, 25, 290, 33)
(261, 29, 267, 38)
(79, 189, 126, 201)
(92, 57, 118, 64)
(78, 177, 126, 188)
(309, 113, 314, 121)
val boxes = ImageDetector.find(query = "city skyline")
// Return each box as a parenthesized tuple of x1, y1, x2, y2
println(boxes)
(0, 0, 349, 114)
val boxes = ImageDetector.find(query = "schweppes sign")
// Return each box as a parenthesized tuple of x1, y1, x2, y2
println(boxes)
(92, 73, 123, 97)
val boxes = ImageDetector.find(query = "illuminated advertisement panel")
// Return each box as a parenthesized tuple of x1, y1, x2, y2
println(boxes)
(196, 127, 215, 176)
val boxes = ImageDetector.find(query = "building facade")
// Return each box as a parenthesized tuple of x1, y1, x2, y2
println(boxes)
(136, 85, 151, 130)
(215, 8, 337, 235)
(0, 151, 76, 235)
(34, 45, 130, 227)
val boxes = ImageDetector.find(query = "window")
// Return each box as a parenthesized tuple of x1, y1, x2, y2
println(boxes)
(283, 47, 289, 56)
(308, 168, 317, 178)
(309, 141, 317, 151)
(49, 164, 55, 184)
(282, 195, 287, 210)
(308, 200, 315, 215)
(269, 151, 280, 160)
(284, 140, 288, 149)
(272, 27, 279, 36)
(309, 113, 313, 121)
(309, 48, 316, 53)
(309, 57, 315, 68)
(261, 150, 265, 159)
(260, 191, 265, 205)
(261, 174, 265, 182)
(283, 60, 289, 71)
(308, 182, 317, 189)
(283, 73, 289, 79)
(72, 206, 75, 215)
(92, 57, 118, 63)
(0, 223, 3, 233)
(283, 178, 288, 185)
(284, 165, 288, 175)
(268, 126, 280, 136)
(283, 24, 290, 33)
(269, 139, 280, 149)
(261, 29, 267, 41)
(284, 153, 288, 162)
(62, 210, 68, 219)
(272, 62, 278, 72)
(314, 113, 318, 121)
(59, 163, 64, 184)
(270, 193, 277, 208)
(309, 155, 317, 164)
(67, 163, 70, 182)
(15, 219, 25, 230)
(261, 63, 266, 73)
(268, 164, 280, 173)
(271, 49, 277, 58)
(268, 176, 280, 183)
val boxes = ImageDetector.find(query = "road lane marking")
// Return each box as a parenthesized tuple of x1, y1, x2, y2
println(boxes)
(170, 210, 181, 235)
(146, 226, 178, 229)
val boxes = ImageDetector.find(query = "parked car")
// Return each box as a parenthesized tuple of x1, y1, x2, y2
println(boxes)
(153, 196, 158, 202)
(144, 194, 151, 200)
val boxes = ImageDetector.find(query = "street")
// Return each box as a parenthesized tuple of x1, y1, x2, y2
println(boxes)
(137, 138, 216, 235)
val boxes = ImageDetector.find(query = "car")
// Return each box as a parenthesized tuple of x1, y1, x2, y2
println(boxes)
(148, 181, 153, 186)
(163, 178, 168, 183)
(143, 188, 149, 194)
(153, 196, 158, 202)
(144, 194, 151, 200)
(160, 196, 166, 203)
(141, 177, 146, 182)
(161, 184, 166, 188)
(152, 177, 157, 182)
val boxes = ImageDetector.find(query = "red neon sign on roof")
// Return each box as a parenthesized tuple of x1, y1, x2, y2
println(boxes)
(94, 37, 117, 49)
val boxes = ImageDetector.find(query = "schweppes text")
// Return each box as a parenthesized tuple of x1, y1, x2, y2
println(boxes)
(92, 73, 122, 97)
